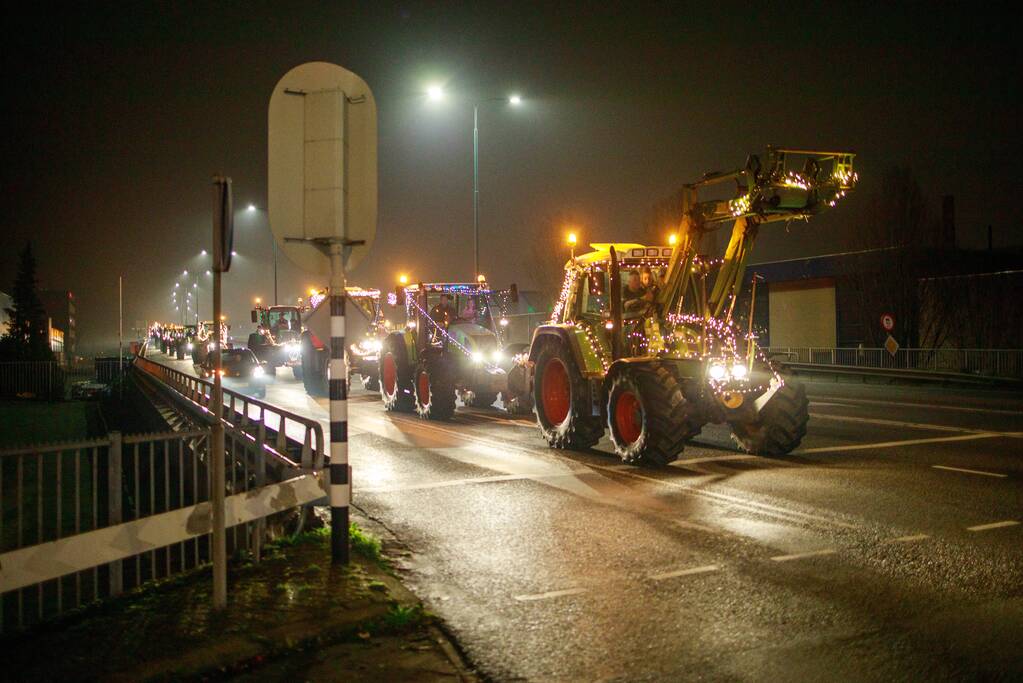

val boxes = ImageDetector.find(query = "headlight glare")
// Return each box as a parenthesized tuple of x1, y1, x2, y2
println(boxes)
(708, 363, 727, 381)
(730, 364, 748, 380)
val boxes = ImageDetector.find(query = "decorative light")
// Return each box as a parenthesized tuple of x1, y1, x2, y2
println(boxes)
(398, 274, 409, 285)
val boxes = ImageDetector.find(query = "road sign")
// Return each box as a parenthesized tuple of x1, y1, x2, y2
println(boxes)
(268, 61, 377, 275)
(880, 312, 895, 332)
(884, 334, 899, 357)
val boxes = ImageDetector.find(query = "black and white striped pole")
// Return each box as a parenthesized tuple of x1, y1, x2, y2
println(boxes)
(328, 241, 350, 564)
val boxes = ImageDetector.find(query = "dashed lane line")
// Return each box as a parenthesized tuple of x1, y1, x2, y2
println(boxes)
(770, 549, 838, 562)
(888, 534, 931, 543)
(966, 520, 1020, 532)
(932, 465, 1008, 478)
(796, 432, 1005, 454)
(812, 396, 1023, 417)
(649, 564, 721, 581)
(514, 587, 587, 602)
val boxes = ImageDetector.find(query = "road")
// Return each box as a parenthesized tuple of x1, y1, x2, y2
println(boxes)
(151, 351, 1023, 680)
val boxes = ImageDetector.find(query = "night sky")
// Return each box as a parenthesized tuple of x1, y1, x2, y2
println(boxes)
(2, 2, 1019, 353)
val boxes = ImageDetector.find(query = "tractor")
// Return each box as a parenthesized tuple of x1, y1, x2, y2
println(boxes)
(515, 147, 857, 464)
(286, 287, 385, 396)
(378, 280, 525, 419)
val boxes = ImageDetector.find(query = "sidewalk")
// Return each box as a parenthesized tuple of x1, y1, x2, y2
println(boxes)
(4, 519, 474, 682)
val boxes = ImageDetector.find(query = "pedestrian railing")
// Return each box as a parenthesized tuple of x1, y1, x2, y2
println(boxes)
(0, 353, 331, 632)
(0, 361, 63, 399)
(765, 347, 1023, 380)
(134, 355, 325, 470)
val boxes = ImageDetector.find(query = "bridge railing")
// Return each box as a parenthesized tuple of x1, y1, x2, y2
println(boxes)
(765, 347, 1023, 380)
(134, 355, 325, 469)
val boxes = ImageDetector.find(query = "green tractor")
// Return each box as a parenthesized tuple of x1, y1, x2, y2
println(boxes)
(379, 280, 525, 419)
(518, 147, 857, 464)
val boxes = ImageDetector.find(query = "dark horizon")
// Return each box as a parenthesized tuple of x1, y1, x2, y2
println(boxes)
(2, 2, 1020, 353)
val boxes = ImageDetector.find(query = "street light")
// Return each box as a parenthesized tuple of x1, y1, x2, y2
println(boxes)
(246, 205, 278, 305)
(567, 232, 578, 259)
(426, 86, 525, 278)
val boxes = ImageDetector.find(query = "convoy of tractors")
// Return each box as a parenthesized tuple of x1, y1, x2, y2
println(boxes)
(154, 146, 857, 467)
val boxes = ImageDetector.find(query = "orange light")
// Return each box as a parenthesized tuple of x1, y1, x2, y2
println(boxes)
(254, 297, 262, 305)
(398, 274, 409, 285)
(567, 232, 577, 246)
(219, 314, 226, 321)
(309, 287, 319, 297)
(668, 233, 678, 246)
(476, 273, 486, 283)
(217, 369, 225, 377)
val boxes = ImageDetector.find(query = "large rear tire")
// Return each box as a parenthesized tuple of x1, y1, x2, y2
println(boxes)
(532, 338, 604, 449)
(380, 335, 415, 412)
(414, 353, 456, 420)
(606, 363, 699, 466)
(362, 373, 380, 392)
(730, 380, 809, 455)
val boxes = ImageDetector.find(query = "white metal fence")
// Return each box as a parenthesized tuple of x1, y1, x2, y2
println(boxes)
(0, 355, 330, 632)
(765, 347, 1023, 379)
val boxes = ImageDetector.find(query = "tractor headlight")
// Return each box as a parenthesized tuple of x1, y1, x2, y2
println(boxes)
(708, 362, 727, 381)
(285, 341, 300, 354)
(359, 338, 382, 353)
(252, 365, 265, 377)
(491, 349, 504, 363)
(730, 364, 748, 380)
(471, 351, 484, 364)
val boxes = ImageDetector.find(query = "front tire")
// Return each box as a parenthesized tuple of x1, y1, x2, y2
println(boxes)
(607, 363, 699, 466)
(362, 373, 380, 392)
(532, 338, 604, 449)
(730, 379, 809, 456)
(415, 353, 456, 420)
(380, 335, 415, 412)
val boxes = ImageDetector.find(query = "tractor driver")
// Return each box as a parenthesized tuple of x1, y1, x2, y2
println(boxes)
(429, 293, 457, 329)
(623, 270, 654, 315)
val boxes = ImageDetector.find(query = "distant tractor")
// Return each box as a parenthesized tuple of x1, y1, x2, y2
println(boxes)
(252, 288, 385, 396)
(379, 280, 525, 419)
(513, 147, 857, 465)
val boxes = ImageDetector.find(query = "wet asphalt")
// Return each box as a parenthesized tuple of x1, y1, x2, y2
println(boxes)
(153, 352, 1023, 681)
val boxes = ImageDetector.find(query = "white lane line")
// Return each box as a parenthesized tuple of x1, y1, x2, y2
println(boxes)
(812, 396, 1023, 416)
(649, 564, 721, 581)
(811, 413, 1023, 440)
(770, 549, 838, 562)
(670, 454, 759, 466)
(796, 432, 1004, 454)
(514, 587, 587, 601)
(888, 534, 930, 543)
(966, 520, 1020, 532)
(932, 465, 1007, 478)
(359, 471, 589, 493)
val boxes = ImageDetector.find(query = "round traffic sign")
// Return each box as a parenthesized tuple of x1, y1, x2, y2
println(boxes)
(880, 312, 895, 332)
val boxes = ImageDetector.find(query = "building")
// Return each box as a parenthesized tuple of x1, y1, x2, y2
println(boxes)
(740, 247, 1023, 350)
(0, 290, 11, 336)
(40, 289, 77, 363)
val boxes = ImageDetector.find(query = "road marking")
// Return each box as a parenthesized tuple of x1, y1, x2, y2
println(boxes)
(649, 564, 721, 581)
(812, 396, 1023, 416)
(966, 520, 1020, 532)
(796, 432, 1004, 454)
(514, 587, 587, 601)
(810, 413, 1023, 440)
(888, 534, 930, 543)
(359, 471, 589, 493)
(670, 454, 759, 466)
(932, 465, 1007, 478)
(770, 549, 838, 562)
(588, 463, 860, 530)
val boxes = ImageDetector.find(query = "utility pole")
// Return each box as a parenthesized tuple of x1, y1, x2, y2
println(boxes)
(473, 103, 480, 279)
(118, 275, 123, 398)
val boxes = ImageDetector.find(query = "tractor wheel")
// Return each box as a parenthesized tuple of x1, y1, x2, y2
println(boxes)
(606, 363, 699, 466)
(362, 373, 380, 392)
(532, 338, 604, 449)
(730, 380, 809, 456)
(380, 335, 415, 412)
(292, 365, 304, 380)
(414, 353, 456, 420)
(301, 335, 327, 396)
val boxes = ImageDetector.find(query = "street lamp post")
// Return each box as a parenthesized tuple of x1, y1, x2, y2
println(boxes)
(427, 87, 522, 279)
(248, 205, 277, 305)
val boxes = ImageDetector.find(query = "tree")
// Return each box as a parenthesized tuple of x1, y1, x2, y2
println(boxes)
(0, 242, 53, 361)
(843, 167, 950, 348)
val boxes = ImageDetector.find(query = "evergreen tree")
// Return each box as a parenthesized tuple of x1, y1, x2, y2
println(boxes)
(0, 242, 53, 361)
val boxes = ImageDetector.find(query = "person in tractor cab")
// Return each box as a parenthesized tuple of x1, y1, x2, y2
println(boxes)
(623, 270, 654, 316)
(430, 293, 456, 327)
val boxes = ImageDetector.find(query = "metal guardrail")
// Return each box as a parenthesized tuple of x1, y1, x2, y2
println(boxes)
(765, 347, 1023, 380)
(134, 355, 325, 470)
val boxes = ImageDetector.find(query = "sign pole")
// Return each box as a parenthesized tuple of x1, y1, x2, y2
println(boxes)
(328, 241, 350, 564)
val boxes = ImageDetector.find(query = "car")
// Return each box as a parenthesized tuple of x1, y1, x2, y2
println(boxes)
(196, 347, 271, 398)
